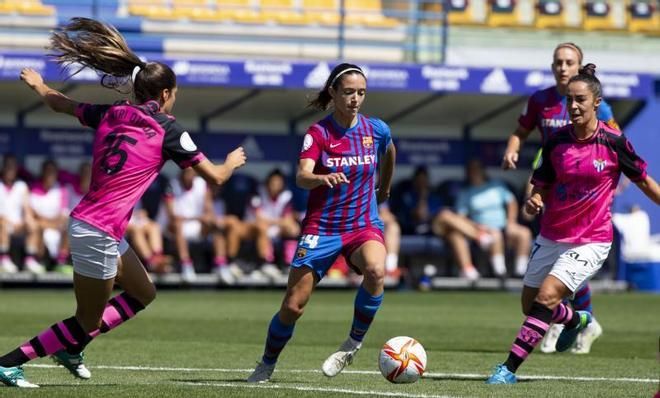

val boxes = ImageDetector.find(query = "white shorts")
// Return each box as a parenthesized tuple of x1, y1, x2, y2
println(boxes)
(68, 218, 130, 280)
(523, 235, 611, 293)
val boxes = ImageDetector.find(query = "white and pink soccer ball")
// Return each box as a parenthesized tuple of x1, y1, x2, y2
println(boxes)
(378, 336, 427, 384)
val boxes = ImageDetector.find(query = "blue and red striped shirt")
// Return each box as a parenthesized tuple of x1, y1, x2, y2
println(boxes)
(299, 114, 392, 235)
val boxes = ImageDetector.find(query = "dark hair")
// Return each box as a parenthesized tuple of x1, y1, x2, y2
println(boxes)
(568, 63, 602, 98)
(553, 42, 583, 65)
(266, 168, 285, 181)
(49, 17, 176, 104)
(308, 63, 366, 110)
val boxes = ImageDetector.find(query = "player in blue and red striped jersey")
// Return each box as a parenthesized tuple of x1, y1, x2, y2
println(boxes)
(501, 43, 617, 355)
(247, 63, 396, 383)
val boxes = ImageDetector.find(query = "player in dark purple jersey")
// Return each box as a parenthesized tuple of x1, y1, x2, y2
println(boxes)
(502, 43, 618, 354)
(247, 63, 396, 383)
(487, 65, 660, 385)
(0, 18, 246, 388)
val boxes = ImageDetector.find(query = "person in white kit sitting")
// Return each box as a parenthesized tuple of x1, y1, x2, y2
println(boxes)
(27, 160, 71, 273)
(160, 167, 225, 282)
(0, 156, 37, 273)
(225, 169, 300, 280)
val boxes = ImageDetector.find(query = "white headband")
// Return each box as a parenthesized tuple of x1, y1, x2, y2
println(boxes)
(131, 65, 142, 83)
(329, 67, 364, 86)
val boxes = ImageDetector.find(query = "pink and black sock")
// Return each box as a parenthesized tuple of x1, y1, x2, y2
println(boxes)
(214, 256, 227, 268)
(0, 317, 89, 367)
(503, 301, 581, 372)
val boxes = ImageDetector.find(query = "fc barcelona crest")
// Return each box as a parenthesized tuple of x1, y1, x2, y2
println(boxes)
(296, 248, 307, 259)
(362, 136, 373, 148)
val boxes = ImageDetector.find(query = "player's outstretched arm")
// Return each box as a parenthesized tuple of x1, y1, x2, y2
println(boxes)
(20, 68, 78, 116)
(377, 143, 396, 204)
(502, 125, 533, 170)
(192, 147, 246, 186)
(635, 175, 660, 205)
(296, 158, 348, 190)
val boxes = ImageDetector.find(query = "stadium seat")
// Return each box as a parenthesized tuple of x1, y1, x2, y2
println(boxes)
(128, 4, 177, 20)
(260, 0, 308, 25)
(7, 0, 55, 16)
(301, 0, 340, 25)
(0, 2, 16, 14)
(535, 0, 569, 29)
(627, 0, 659, 34)
(487, 0, 526, 27)
(343, 0, 400, 27)
(583, 0, 622, 31)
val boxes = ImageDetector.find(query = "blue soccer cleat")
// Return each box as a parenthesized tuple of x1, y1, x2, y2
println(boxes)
(555, 310, 592, 353)
(0, 366, 38, 388)
(485, 364, 517, 384)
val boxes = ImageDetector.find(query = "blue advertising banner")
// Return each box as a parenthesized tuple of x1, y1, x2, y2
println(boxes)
(0, 52, 653, 99)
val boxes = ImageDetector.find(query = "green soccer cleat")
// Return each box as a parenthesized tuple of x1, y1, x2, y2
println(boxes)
(52, 350, 91, 379)
(0, 366, 38, 388)
(555, 311, 592, 353)
(485, 364, 517, 385)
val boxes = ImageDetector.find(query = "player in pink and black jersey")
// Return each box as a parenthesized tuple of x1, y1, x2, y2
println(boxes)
(0, 18, 246, 388)
(502, 43, 618, 354)
(487, 64, 660, 385)
(248, 63, 396, 383)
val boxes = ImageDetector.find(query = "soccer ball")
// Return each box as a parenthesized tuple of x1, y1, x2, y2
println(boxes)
(378, 336, 427, 383)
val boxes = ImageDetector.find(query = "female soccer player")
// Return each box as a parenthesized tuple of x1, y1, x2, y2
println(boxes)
(0, 18, 246, 388)
(502, 42, 618, 354)
(487, 64, 660, 384)
(247, 63, 396, 383)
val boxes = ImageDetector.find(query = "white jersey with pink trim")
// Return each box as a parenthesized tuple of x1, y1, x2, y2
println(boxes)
(71, 100, 207, 240)
(166, 176, 208, 219)
(532, 121, 647, 243)
(29, 182, 68, 219)
(0, 180, 29, 224)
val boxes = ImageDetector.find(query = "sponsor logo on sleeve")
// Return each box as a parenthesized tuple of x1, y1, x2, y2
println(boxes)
(180, 132, 198, 152)
(302, 134, 313, 152)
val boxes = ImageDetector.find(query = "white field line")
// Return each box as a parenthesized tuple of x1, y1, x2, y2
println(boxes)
(178, 381, 458, 398)
(27, 364, 659, 384)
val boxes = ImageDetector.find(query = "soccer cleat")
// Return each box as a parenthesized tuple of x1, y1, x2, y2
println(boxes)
(24, 258, 46, 274)
(556, 311, 592, 353)
(216, 265, 236, 285)
(485, 364, 517, 385)
(260, 263, 282, 280)
(540, 323, 563, 354)
(247, 361, 275, 383)
(51, 350, 91, 379)
(180, 265, 197, 283)
(322, 338, 361, 377)
(0, 366, 39, 388)
(571, 317, 602, 354)
(0, 257, 18, 273)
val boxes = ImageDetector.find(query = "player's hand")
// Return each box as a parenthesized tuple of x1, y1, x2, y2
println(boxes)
(320, 172, 349, 188)
(226, 146, 246, 169)
(376, 188, 390, 204)
(20, 68, 44, 90)
(524, 194, 544, 217)
(502, 151, 518, 170)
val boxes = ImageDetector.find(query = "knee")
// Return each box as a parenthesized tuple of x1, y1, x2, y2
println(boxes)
(281, 298, 305, 321)
(362, 263, 386, 286)
(138, 283, 157, 307)
(535, 290, 562, 309)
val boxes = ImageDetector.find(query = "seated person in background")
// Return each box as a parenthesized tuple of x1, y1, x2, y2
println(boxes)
(225, 169, 300, 280)
(379, 203, 401, 279)
(126, 202, 171, 275)
(0, 156, 36, 273)
(396, 166, 444, 235)
(28, 159, 70, 273)
(161, 167, 224, 282)
(67, 162, 91, 208)
(209, 184, 241, 285)
(433, 158, 531, 280)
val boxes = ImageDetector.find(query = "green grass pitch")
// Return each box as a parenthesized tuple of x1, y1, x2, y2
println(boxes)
(0, 289, 658, 397)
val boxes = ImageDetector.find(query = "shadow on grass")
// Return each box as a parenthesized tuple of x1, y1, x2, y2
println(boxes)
(424, 375, 532, 383)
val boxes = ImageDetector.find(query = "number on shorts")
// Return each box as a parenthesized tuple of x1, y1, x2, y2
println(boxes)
(101, 132, 138, 175)
(301, 234, 319, 249)
(529, 243, 541, 260)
